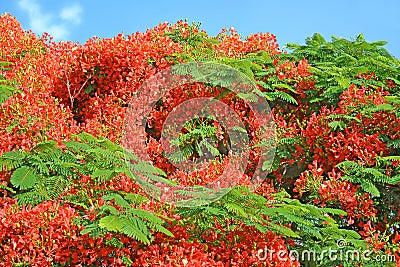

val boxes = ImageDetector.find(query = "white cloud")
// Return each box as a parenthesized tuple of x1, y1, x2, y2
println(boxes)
(60, 5, 82, 25)
(18, 0, 83, 40)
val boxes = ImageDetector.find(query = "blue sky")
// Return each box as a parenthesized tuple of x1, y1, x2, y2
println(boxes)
(2, 0, 400, 58)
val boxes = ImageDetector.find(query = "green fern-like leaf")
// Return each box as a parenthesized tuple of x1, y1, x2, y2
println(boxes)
(263, 91, 298, 105)
(32, 140, 58, 152)
(326, 113, 362, 123)
(388, 175, 400, 185)
(336, 161, 360, 171)
(120, 217, 151, 244)
(0, 150, 25, 171)
(123, 193, 148, 206)
(328, 120, 346, 131)
(92, 169, 115, 182)
(382, 155, 400, 161)
(45, 175, 69, 198)
(99, 215, 123, 232)
(98, 205, 120, 215)
(237, 92, 258, 102)
(63, 140, 93, 154)
(360, 180, 380, 197)
(15, 191, 46, 206)
(267, 223, 299, 238)
(10, 166, 37, 189)
(279, 137, 297, 145)
(103, 193, 131, 209)
(151, 222, 174, 237)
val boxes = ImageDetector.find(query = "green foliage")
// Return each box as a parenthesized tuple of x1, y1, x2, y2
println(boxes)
(258, 90, 298, 105)
(80, 192, 173, 245)
(167, 116, 225, 164)
(0, 132, 170, 206)
(0, 132, 175, 244)
(337, 157, 400, 197)
(176, 186, 365, 249)
(326, 113, 362, 131)
(217, 51, 301, 106)
(269, 136, 305, 175)
(171, 49, 300, 108)
(287, 33, 400, 106)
